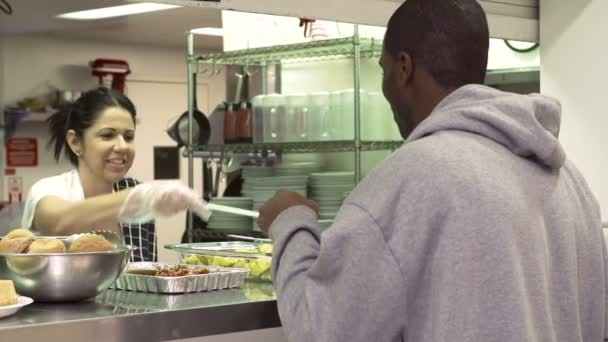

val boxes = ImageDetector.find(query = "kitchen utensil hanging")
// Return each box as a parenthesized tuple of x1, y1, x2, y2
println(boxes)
(167, 71, 211, 147)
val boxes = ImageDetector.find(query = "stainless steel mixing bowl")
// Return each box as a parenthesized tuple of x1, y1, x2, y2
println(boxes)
(0, 247, 132, 302)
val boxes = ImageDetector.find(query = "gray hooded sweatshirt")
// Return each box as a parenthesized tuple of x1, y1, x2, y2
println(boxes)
(269, 84, 606, 342)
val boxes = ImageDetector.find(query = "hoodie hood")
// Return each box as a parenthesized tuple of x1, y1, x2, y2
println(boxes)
(406, 84, 566, 169)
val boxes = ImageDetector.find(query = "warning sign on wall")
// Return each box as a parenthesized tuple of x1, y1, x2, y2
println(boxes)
(6, 138, 38, 167)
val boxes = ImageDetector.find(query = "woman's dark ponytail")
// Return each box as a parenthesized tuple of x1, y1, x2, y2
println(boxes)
(46, 104, 75, 164)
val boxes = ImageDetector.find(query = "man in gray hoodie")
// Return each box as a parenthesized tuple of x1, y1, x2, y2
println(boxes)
(257, 0, 607, 341)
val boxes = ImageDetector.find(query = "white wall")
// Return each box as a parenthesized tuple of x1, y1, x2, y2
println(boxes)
(540, 0, 608, 220)
(0, 33, 226, 261)
(487, 38, 539, 70)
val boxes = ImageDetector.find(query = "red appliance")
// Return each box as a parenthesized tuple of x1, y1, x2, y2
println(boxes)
(90, 58, 131, 94)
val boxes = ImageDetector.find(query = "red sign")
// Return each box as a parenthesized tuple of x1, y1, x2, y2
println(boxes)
(6, 138, 38, 167)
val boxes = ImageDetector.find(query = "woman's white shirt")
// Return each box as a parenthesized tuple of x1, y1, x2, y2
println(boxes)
(20, 170, 157, 262)
(21, 169, 84, 230)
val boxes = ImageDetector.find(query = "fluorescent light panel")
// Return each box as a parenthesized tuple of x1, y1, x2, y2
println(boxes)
(57, 3, 180, 20)
(191, 27, 224, 37)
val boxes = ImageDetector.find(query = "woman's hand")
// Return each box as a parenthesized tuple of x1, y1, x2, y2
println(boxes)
(118, 180, 206, 223)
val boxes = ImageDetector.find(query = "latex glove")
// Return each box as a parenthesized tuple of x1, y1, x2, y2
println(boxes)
(118, 180, 211, 224)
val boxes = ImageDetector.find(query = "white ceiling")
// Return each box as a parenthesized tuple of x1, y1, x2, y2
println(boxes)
(0, 0, 224, 50)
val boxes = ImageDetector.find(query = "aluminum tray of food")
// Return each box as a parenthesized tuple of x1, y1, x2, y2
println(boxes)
(165, 242, 273, 258)
(112, 262, 249, 294)
(180, 253, 272, 283)
(165, 242, 273, 282)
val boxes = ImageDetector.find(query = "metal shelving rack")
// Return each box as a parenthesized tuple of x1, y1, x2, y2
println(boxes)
(193, 36, 381, 65)
(184, 28, 394, 242)
(189, 140, 402, 156)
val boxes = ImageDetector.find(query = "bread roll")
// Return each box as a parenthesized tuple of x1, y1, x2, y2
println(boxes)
(68, 234, 115, 253)
(0, 237, 33, 253)
(0, 280, 18, 307)
(27, 238, 66, 253)
(4, 228, 35, 241)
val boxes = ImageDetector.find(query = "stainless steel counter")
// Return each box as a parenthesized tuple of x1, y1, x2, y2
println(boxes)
(0, 282, 279, 341)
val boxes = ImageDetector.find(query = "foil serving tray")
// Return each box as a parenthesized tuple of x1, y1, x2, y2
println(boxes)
(112, 262, 249, 294)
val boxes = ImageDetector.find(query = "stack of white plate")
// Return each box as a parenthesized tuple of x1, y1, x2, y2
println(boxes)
(207, 197, 254, 234)
(273, 161, 320, 176)
(242, 175, 308, 231)
(242, 165, 274, 178)
(309, 172, 355, 220)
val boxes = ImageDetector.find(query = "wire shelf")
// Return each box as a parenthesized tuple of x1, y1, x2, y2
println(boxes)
(194, 37, 382, 66)
(188, 140, 403, 155)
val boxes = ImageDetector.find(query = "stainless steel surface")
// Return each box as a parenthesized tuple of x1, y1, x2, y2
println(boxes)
(166, 241, 272, 258)
(353, 25, 362, 184)
(0, 283, 279, 341)
(0, 247, 131, 302)
(114, 262, 249, 293)
(187, 31, 195, 244)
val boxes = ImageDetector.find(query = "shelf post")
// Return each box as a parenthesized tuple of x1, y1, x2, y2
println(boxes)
(261, 61, 268, 95)
(187, 31, 195, 243)
(353, 25, 362, 184)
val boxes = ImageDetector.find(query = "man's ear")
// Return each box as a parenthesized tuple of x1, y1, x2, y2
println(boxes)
(66, 130, 82, 157)
(397, 51, 414, 86)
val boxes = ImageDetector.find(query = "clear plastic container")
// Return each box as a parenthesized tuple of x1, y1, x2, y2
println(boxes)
(263, 94, 286, 142)
(166, 242, 273, 283)
(285, 93, 309, 142)
(251, 95, 266, 143)
(329, 90, 345, 140)
(309, 91, 332, 141)
(337, 89, 367, 140)
(365, 91, 389, 141)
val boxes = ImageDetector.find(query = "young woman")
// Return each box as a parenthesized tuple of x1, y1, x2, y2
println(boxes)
(21, 87, 205, 261)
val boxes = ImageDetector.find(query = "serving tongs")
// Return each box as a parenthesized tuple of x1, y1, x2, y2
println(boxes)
(190, 202, 259, 220)
(226, 234, 272, 243)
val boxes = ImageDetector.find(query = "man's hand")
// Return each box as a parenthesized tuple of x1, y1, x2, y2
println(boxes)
(257, 190, 319, 234)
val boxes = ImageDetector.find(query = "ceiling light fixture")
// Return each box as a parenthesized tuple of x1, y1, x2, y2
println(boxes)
(57, 3, 180, 20)
(191, 27, 224, 37)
